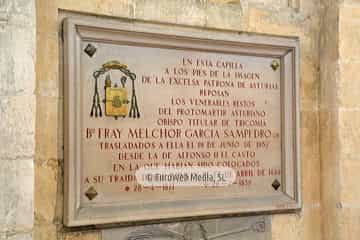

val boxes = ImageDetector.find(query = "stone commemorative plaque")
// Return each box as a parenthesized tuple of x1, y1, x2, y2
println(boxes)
(63, 17, 300, 227)
(102, 215, 271, 240)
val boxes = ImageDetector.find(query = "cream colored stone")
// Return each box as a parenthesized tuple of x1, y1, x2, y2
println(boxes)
(319, 59, 338, 110)
(340, 159, 360, 203)
(205, 1, 243, 30)
(0, 231, 33, 240)
(301, 111, 321, 204)
(322, 207, 339, 240)
(300, 59, 319, 111)
(36, 33, 59, 98)
(272, 214, 301, 240)
(319, 0, 339, 111)
(336, 4, 360, 239)
(319, 31, 338, 66)
(0, 159, 34, 232)
(36, 0, 58, 35)
(59, 0, 134, 19)
(35, 97, 62, 161)
(319, 110, 340, 240)
(319, 111, 339, 190)
(62, 232, 101, 240)
(134, 0, 207, 26)
(319, 3, 341, 239)
(339, 110, 360, 156)
(7, 232, 32, 240)
(0, 0, 36, 97)
(338, 208, 360, 239)
(0, 21, 36, 96)
(248, 7, 299, 35)
(134, 0, 178, 24)
(0, 96, 36, 160)
(338, 62, 360, 108)
(209, 0, 241, 4)
(33, 220, 57, 240)
(342, 0, 360, 4)
(339, 4, 360, 22)
(302, 208, 321, 240)
(34, 159, 61, 223)
(339, 6, 360, 60)
(1, 0, 36, 238)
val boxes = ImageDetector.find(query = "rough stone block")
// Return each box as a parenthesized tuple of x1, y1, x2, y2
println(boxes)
(33, 221, 57, 240)
(272, 214, 301, 240)
(319, 59, 338, 110)
(35, 97, 62, 160)
(36, 33, 59, 98)
(34, 159, 61, 223)
(58, 0, 134, 19)
(205, 1, 243, 30)
(35, 0, 58, 36)
(301, 111, 320, 203)
(300, 59, 319, 111)
(339, 4, 360, 23)
(248, 7, 299, 35)
(301, 207, 321, 240)
(7, 232, 32, 240)
(339, 110, 360, 156)
(340, 159, 360, 202)
(338, 208, 360, 239)
(0, 5, 35, 96)
(339, 6, 360, 60)
(0, 159, 33, 232)
(134, 0, 207, 26)
(338, 62, 360, 108)
(319, 110, 339, 240)
(0, 0, 35, 31)
(209, 0, 241, 4)
(0, 96, 35, 160)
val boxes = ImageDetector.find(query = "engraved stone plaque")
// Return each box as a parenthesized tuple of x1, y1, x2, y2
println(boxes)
(63, 16, 300, 227)
(102, 215, 271, 240)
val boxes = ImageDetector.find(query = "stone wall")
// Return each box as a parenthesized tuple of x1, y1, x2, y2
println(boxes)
(320, 1, 360, 239)
(337, 0, 360, 239)
(0, 0, 36, 239)
(319, 0, 340, 239)
(34, 0, 321, 239)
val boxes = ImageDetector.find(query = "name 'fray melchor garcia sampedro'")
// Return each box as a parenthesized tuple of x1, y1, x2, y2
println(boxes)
(86, 126, 274, 140)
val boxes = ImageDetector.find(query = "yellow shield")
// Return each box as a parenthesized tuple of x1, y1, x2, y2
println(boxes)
(105, 87, 128, 117)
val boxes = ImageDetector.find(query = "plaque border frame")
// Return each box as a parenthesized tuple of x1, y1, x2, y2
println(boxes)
(63, 16, 301, 227)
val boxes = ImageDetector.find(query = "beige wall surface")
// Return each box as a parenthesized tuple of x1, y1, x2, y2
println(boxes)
(320, 1, 360, 240)
(319, 0, 339, 240)
(35, 0, 321, 239)
(0, 0, 36, 239)
(335, 1, 360, 240)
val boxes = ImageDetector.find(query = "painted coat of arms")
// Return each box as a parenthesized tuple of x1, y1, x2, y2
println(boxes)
(89, 60, 140, 119)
